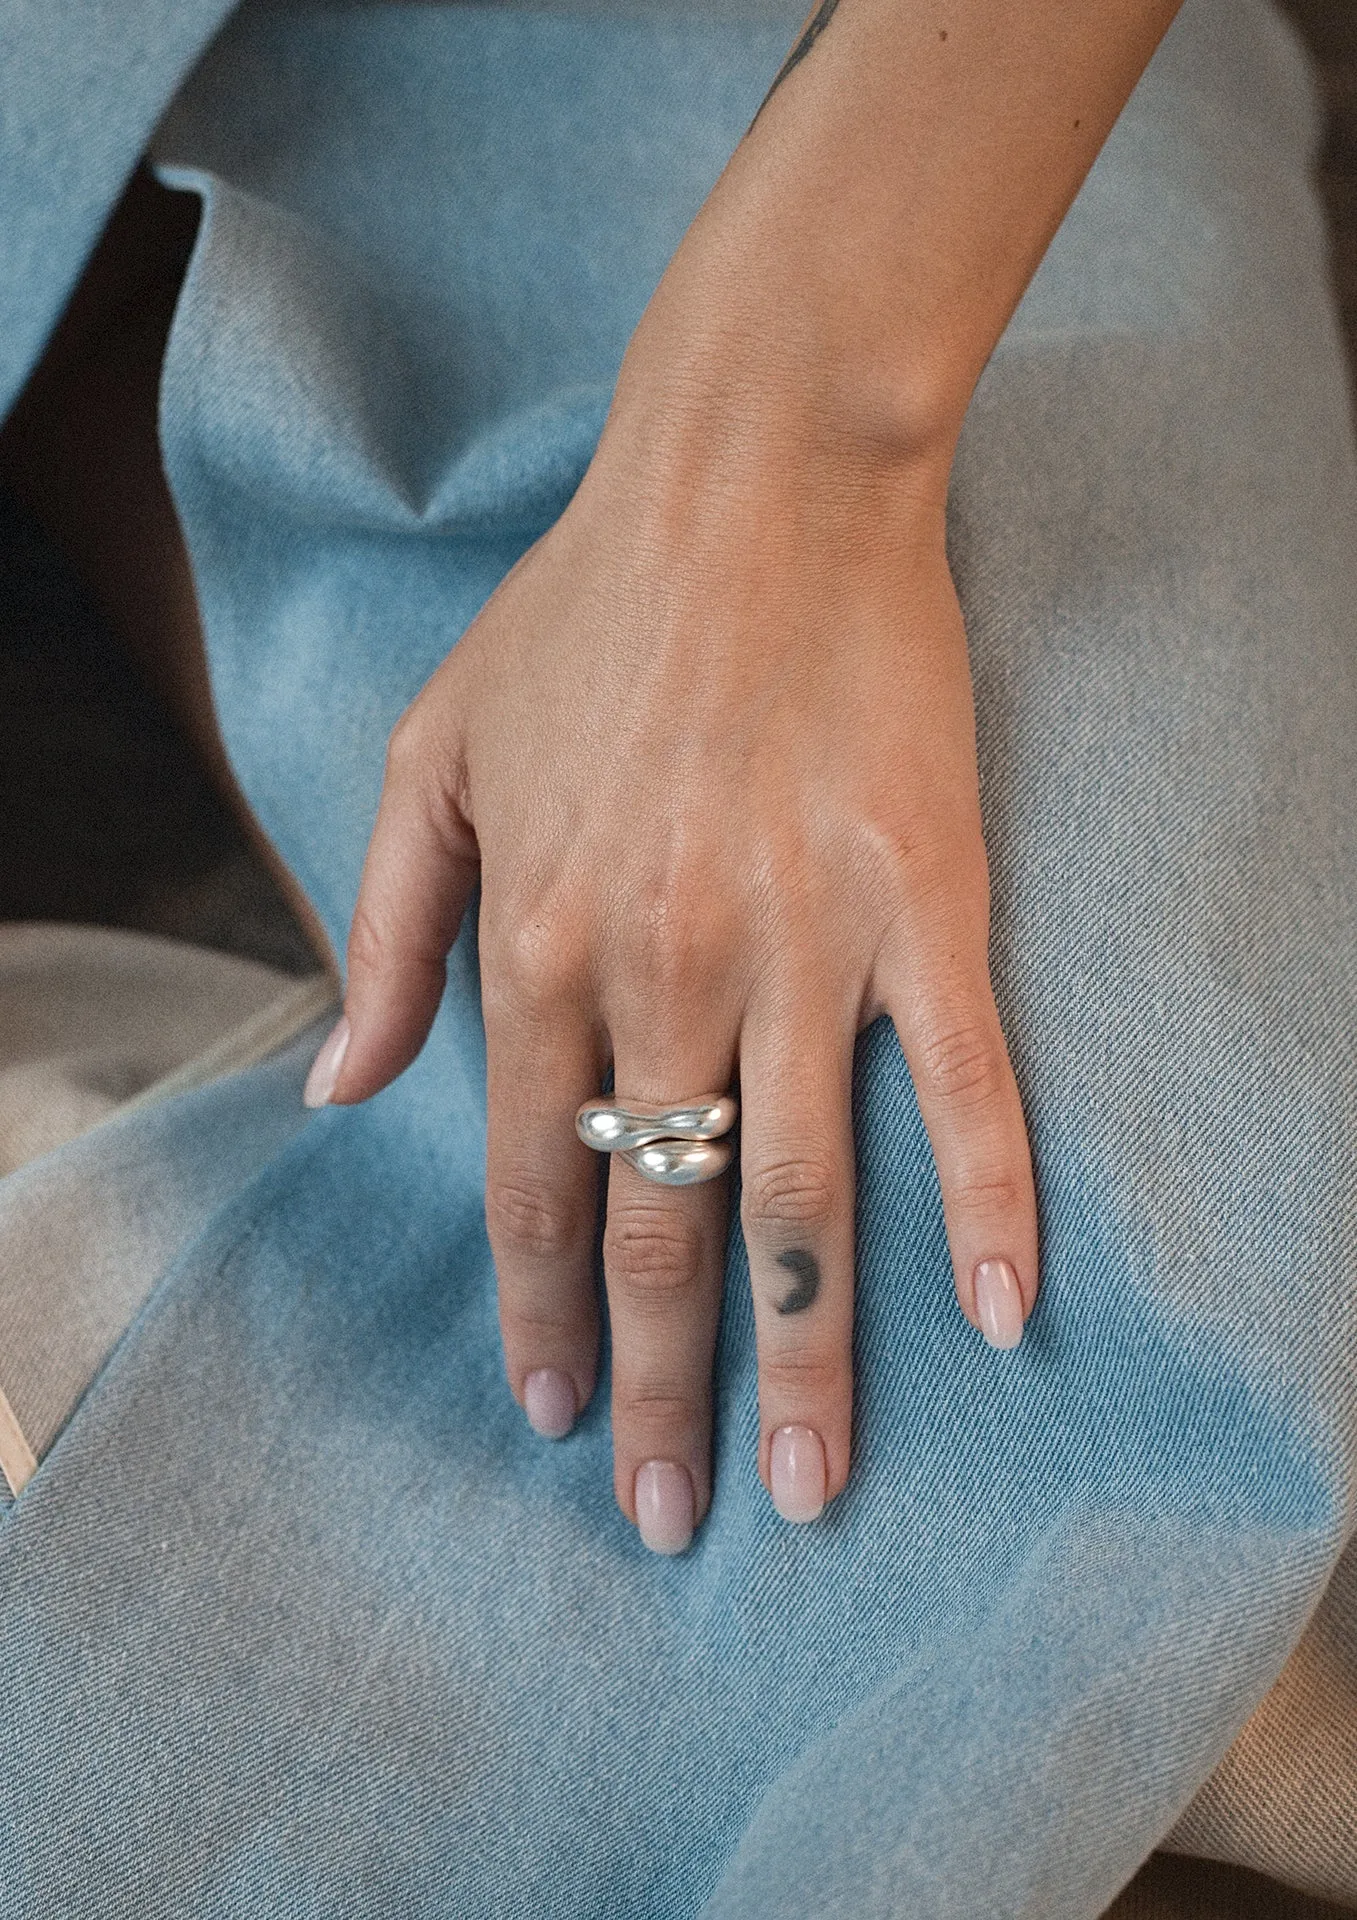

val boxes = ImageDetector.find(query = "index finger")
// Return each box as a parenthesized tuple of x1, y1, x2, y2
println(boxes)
(335, 697, 480, 1104)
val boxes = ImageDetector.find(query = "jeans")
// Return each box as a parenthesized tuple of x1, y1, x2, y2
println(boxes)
(1, 0, 1355, 1913)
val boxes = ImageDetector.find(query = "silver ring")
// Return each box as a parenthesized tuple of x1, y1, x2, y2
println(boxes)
(575, 1094, 738, 1187)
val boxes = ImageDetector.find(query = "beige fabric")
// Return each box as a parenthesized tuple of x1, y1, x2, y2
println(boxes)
(1108, 1852, 1355, 1918)
(0, 921, 331, 1173)
(0, 923, 335, 1497)
(1098, 1488, 1357, 1914)
(0, 1382, 36, 1501)
(1102, 1493, 1357, 1915)
(1162, 1542, 1357, 1908)
(115, 970, 336, 1116)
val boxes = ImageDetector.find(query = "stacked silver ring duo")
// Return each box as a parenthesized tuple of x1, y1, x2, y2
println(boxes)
(575, 1094, 738, 1186)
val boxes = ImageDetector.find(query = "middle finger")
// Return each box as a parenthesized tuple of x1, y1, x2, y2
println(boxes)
(602, 1029, 738, 1557)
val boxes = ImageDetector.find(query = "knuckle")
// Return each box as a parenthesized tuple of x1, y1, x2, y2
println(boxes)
(916, 1019, 1006, 1108)
(611, 1385, 701, 1434)
(868, 822, 935, 898)
(499, 1297, 591, 1349)
(491, 911, 584, 1011)
(604, 1208, 700, 1303)
(385, 708, 471, 840)
(616, 875, 724, 997)
(346, 896, 432, 985)
(383, 706, 427, 782)
(759, 1347, 849, 1404)
(346, 898, 389, 978)
(868, 819, 987, 910)
(949, 1165, 1029, 1218)
(742, 1156, 841, 1233)
(487, 1178, 583, 1262)
(383, 705, 462, 815)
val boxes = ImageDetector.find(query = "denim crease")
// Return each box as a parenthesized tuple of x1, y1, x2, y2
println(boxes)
(0, 0, 1355, 1914)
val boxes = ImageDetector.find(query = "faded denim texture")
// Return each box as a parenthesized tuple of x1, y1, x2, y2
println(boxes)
(1, 0, 1356, 1914)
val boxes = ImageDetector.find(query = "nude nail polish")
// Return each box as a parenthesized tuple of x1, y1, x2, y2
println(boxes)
(523, 1368, 576, 1441)
(769, 1425, 826, 1523)
(974, 1258, 1024, 1351)
(634, 1460, 694, 1555)
(303, 1016, 350, 1109)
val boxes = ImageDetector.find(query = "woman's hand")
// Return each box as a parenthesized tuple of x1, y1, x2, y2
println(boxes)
(309, 373, 1037, 1548)
(303, 0, 1183, 1549)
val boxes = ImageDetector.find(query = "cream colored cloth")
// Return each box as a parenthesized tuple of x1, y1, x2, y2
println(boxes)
(1108, 1853, 1353, 1917)
(0, 923, 334, 1498)
(1154, 1544, 1357, 1912)
(0, 922, 332, 1174)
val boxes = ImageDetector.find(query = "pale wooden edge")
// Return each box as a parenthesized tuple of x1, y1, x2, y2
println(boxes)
(0, 1383, 37, 1498)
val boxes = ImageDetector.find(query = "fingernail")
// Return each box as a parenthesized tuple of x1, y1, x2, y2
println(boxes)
(634, 1460, 694, 1556)
(303, 1016, 350, 1109)
(769, 1425, 827, 1524)
(974, 1258, 1024, 1350)
(523, 1368, 576, 1441)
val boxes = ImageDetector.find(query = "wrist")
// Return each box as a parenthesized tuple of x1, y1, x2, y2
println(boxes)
(570, 372, 952, 624)
(602, 192, 976, 518)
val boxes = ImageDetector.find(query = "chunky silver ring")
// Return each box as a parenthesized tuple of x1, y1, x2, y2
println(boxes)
(575, 1094, 737, 1187)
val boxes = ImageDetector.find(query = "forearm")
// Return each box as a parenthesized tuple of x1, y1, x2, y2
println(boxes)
(609, 0, 1182, 477)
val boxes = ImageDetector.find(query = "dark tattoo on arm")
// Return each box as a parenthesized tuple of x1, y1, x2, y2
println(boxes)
(775, 1247, 821, 1315)
(748, 0, 841, 130)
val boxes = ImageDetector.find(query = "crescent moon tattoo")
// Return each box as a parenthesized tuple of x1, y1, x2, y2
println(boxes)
(775, 1247, 821, 1314)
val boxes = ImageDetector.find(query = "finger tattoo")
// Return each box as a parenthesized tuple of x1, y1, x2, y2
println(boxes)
(775, 1247, 821, 1315)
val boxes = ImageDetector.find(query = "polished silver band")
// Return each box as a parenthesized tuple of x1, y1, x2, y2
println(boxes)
(575, 1094, 738, 1186)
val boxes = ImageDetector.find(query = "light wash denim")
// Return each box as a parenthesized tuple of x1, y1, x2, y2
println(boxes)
(0, 0, 237, 423)
(2, 0, 1356, 1914)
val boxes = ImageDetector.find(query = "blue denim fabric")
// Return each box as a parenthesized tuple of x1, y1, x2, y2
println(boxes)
(2, 0, 1356, 1914)
(0, 0, 236, 419)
